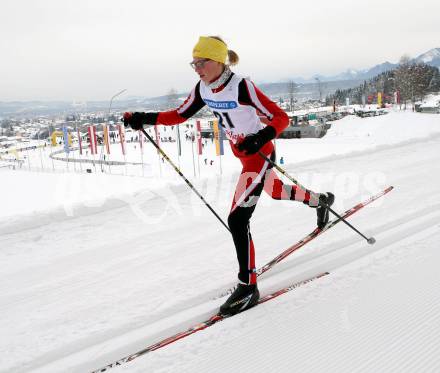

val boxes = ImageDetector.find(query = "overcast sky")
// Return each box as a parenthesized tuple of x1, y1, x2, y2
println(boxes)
(1, 0, 439, 101)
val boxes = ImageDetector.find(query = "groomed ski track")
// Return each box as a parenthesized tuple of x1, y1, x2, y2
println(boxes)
(1, 135, 440, 373)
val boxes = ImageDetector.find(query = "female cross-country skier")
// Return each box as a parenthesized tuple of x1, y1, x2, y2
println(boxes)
(123, 36, 334, 316)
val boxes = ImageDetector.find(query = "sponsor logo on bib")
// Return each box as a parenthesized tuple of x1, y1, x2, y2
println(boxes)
(204, 99, 237, 110)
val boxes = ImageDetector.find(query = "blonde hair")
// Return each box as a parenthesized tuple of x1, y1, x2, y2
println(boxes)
(209, 36, 239, 66)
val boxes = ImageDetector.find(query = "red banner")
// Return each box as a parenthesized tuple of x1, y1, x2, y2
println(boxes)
(88, 126, 97, 155)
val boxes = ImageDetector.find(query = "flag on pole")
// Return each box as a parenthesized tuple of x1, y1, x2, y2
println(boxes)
(77, 128, 83, 155)
(139, 130, 143, 153)
(62, 126, 70, 154)
(138, 130, 145, 176)
(118, 124, 126, 155)
(88, 125, 97, 155)
(176, 124, 182, 156)
(377, 92, 382, 107)
(154, 125, 160, 151)
(103, 124, 111, 154)
(196, 120, 202, 155)
(213, 119, 224, 156)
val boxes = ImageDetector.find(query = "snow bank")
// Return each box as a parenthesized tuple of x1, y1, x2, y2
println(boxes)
(1, 111, 439, 226)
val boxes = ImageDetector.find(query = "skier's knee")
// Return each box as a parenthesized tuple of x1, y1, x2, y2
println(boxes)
(228, 211, 248, 231)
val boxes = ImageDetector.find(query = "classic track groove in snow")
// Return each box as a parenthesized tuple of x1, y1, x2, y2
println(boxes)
(1, 112, 440, 373)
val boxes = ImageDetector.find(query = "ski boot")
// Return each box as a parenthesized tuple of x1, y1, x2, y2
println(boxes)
(316, 192, 335, 229)
(219, 283, 260, 316)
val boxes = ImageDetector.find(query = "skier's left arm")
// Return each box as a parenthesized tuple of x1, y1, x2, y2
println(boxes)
(253, 86, 289, 136)
(236, 79, 289, 154)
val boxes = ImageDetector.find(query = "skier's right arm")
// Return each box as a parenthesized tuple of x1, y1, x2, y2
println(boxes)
(123, 82, 205, 130)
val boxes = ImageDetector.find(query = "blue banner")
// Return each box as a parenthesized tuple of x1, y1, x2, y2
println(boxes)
(62, 126, 70, 154)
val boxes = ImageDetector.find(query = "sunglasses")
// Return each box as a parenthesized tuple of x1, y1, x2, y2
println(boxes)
(189, 59, 210, 69)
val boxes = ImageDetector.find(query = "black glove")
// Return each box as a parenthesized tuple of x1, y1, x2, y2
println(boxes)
(236, 126, 276, 155)
(122, 112, 158, 130)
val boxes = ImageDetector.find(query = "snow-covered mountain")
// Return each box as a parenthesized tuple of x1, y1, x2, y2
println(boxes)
(316, 61, 397, 82)
(413, 47, 440, 67)
(301, 48, 440, 83)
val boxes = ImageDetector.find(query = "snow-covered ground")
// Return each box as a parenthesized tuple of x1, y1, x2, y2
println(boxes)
(1, 110, 440, 373)
(420, 93, 440, 109)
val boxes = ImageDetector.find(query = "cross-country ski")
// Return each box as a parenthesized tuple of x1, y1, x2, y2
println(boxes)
(90, 187, 392, 372)
(2, 4, 440, 373)
(91, 272, 329, 373)
(215, 186, 393, 299)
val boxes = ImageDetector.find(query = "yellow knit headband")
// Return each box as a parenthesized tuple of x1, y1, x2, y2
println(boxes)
(192, 36, 228, 64)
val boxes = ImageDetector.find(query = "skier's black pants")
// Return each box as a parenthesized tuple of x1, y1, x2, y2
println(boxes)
(228, 151, 318, 285)
(228, 152, 275, 285)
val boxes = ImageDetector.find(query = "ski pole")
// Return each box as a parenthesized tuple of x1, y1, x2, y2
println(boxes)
(258, 151, 376, 245)
(140, 127, 231, 233)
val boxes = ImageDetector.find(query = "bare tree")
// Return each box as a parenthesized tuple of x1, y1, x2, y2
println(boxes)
(399, 54, 411, 65)
(394, 55, 413, 108)
(394, 54, 438, 107)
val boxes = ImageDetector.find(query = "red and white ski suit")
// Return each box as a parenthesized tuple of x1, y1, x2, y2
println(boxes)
(156, 72, 318, 284)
